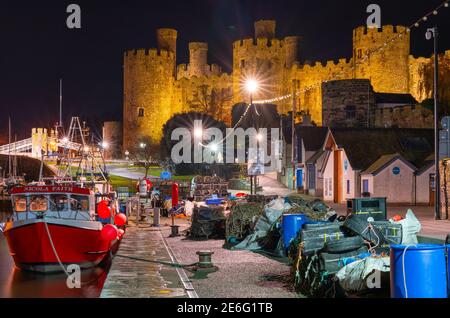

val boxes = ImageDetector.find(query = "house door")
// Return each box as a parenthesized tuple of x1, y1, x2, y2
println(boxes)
(429, 173, 435, 206)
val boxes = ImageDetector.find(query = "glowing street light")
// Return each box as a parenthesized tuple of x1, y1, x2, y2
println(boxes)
(139, 142, 147, 149)
(100, 141, 109, 149)
(62, 137, 69, 143)
(245, 78, 259, 94)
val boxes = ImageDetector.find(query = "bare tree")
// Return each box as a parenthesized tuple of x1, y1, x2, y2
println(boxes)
(189, 85, 233, 122)
(128, 136, 161, 178)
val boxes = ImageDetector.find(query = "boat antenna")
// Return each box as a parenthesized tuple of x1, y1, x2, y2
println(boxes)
(8, 116, 11, 178)
(59, 79, 63, 130)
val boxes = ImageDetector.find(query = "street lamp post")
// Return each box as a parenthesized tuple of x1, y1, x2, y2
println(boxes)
(292, 80, 299, 191)
(426, 27, 441, 220)
(245, 79, 259, 195)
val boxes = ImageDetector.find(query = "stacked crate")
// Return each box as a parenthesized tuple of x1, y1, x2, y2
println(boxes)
(192, 175, 228, 202)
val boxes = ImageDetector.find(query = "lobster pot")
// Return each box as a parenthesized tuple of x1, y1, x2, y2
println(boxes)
(390, 244, 447, 298)
(282, 214, 308, 251)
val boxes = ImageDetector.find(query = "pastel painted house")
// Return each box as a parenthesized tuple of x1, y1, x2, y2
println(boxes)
(320, 128, 434, 204)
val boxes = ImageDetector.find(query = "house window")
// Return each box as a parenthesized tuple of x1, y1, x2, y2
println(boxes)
(345, 105, 356, 119)
(325, 179, 328, 196)
(346, 180, 350, 194)
(138, 108, 144, 117)
(308, 164, 316, 189)
(362, 179, 369, 193)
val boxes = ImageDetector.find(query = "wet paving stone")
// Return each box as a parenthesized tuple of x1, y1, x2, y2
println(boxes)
(100, 226, 187, 298)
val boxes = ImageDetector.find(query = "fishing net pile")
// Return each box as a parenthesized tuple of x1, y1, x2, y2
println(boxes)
(286, 196, 335, 221)
(189, 205, 226, 239)
(225, 202, 264, 242)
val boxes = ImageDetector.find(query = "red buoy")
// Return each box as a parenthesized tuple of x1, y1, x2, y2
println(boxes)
(101, 224, 118, 241)
(117, 229, 125, 239)
(114, 213, 127, 226)
(98, 205, 111, 219)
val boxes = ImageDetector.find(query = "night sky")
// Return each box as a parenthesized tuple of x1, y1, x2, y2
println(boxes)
(0, 0, 449, 141)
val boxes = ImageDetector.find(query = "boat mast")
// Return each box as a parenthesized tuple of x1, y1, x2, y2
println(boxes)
(8, 116, 12, 178)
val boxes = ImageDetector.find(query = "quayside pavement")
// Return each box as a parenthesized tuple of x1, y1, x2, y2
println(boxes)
(101, 217, 298, 298)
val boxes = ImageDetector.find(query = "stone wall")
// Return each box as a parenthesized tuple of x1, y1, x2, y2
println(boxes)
(322, 79, 375, 127)
(374, 105, 433, 128)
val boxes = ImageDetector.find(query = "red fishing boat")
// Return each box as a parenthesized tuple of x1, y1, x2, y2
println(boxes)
(2, 184, 120, 273)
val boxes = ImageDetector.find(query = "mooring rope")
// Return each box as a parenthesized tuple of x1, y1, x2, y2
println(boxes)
(43, 220, 108, 286)
(114, 254, 198, 269)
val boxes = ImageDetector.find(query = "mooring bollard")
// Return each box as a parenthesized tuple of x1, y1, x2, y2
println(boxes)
(152, 207, 160, 227)
(170, 225, 180, 237)
(196, 250, 214, 268)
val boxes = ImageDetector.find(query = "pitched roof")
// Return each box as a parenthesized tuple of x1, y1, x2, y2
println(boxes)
(375, 93, 418, 105)
(329, 128, 434, 171)
(361, 153, 417, 175)
(306, 149, 325, 164)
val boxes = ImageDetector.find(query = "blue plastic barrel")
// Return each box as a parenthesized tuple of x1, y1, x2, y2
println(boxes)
(282, 214, 308, 251)
(447, 245, 450, 298)
(390, 244, 447, 298)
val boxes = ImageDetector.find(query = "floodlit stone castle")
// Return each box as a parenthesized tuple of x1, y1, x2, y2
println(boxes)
(122, 20, 450, 152)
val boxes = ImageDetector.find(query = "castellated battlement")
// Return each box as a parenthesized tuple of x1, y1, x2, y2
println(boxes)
(124, 48, 175, 62)
(32, 128, 47, 134)
(299, 58, 351, 70)
(233, 37, 284, 49)
(353, 25, 408, 41)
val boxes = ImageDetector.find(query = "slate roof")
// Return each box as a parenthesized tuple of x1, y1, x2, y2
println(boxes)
(361, 153, 417, 175)
(329, 128, 434, 171)
(375, 93, 418, 105)
(306, 149, 325, 164)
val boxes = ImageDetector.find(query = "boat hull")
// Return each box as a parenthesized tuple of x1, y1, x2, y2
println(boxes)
(3, 219, 115, 273)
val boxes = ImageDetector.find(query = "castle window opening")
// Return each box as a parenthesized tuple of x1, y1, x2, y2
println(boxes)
(357, 49, 362, 59)
(138, 108, 145, 117)
(345, 105, 356, 119)
(240, 59, 245, 69)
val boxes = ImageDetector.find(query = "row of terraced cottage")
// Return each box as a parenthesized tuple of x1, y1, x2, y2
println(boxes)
(278, 126, 436, 205)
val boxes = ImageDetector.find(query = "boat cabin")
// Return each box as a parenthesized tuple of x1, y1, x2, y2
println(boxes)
(10, 185, 95, 221)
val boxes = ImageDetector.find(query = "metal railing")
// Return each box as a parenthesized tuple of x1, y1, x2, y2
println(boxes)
(0, 138, 82, 155)
(0, 138, 32, 154)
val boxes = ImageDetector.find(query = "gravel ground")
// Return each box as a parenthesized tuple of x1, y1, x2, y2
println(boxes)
(162, 218, 300, 298)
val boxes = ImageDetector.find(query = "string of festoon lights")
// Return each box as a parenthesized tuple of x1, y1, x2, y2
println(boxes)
(200, 0, 449, 149)
(252, 0, 450, 105)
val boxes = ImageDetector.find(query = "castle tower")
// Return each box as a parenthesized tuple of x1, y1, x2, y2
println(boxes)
(254, 20, 276, 39)
(284, 36, 300, 67)
(157, 28, 177, 53)
(233, 20, 293, 111)
(123, 28, 178, 151)
(353, 25, 410, 94)
(189, 42, 208, 77)
(31, 128, 48, 158)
